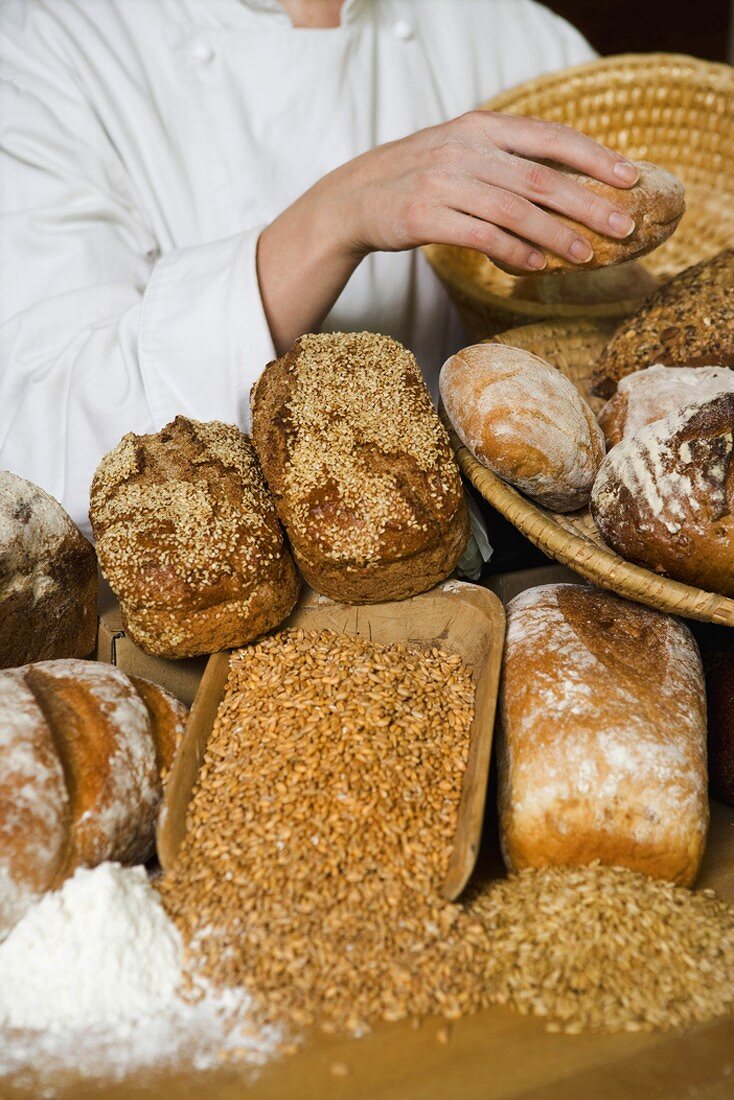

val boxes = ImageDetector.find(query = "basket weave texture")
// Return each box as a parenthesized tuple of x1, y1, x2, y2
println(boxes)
(446, 319, 734, 626)
(424, 53, 734, 339)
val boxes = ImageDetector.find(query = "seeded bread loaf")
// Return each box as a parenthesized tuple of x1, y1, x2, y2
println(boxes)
(440, 343, 605, 511)
(251, 332, 469, 603)
(591, 249, 734, 398)
(495, 162, 684, 277)
(499, 584, 708, 886)
(598, 364, 734, 448)
(90, 417, 300, 658)
(0, 660, 187, 938)
(591, 394, 734, 595)
(0, 471, 97, 669)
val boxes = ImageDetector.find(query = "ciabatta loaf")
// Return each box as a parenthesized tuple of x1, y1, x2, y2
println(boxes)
(499, 584, 708, 886)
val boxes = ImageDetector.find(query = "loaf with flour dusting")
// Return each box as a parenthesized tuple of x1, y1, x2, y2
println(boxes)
(439, 343, 605, 511)
(591, 393, 734, 595)
(251, 332, 469, 603)
(598, 364, 734, 448)
(0, 471, 97, 669)
(90, 416, 300, 658)
(0, 660, 186, 938)
(499, 584, 708, 886)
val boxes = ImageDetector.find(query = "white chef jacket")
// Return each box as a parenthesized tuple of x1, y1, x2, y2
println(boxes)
(0, 0, 594, 533)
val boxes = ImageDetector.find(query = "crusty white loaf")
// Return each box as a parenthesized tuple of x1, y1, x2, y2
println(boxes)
(499, 584, 708, 887)
(591, 393, 734, 595)
(598, 364, 734, 448)
(439, 343, 605, 511)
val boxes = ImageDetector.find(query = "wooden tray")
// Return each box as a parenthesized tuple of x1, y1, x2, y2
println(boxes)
(445, 320, 734, 628)
(157, 581, 506, 901)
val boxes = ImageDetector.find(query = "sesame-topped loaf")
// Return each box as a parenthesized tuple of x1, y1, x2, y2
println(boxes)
(0, 659, 187, 938)
(591, 249, 734, 399)
(499, 584, 708, 887)
(590, 393, 734, 596)
(250, 332, 469, 603)
(89, 416, 299, 658)
(0, 471, 97, 669)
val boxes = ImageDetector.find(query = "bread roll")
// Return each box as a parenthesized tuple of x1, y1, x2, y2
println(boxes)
(499, 584, 708, 886)
(90, 416, 300, 658)
(439, 343, 605, 511)
(494, 162, 684, 277)
(598, 364, 734, 448)
(591, 394, 734, 595)
(511, 261, 660, 306)
(0, 660, 187, 937)
(592, 249, 734, 398)
(251, 332, 469, 603)
(0, 471, 97, 669)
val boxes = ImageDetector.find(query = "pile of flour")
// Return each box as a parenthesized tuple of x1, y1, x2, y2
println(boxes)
(0, 863, 280, 1093)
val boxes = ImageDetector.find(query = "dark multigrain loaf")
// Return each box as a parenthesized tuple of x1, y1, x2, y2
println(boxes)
(591, 249, 734, 398)
(590, 393, 734, 595)
(89, 417, 300, 658)
(250, 332, 469, 603)
(0, 472, 97, 669)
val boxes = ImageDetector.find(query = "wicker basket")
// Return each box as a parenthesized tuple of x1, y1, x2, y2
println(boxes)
(446, 319, 734, 626)
(424, 53, 734, 340)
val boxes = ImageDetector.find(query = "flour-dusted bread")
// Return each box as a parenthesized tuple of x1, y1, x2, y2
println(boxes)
(0, 660, 187, 937)
(0, 471, 97, 669)
(439, 343, 605, 511)
(591, 394, 734, 595)
(499, 584, 708, 886)
(251, 332, 469, 603)
(90, 416, 300, 658)
(598, 364, 734, 448)
(592, 249, 734, 398)
(494, 161, 684, 277)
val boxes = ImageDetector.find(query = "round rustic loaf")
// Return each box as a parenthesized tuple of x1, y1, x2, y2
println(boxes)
(495, 161, 684, 277)
(0, 471, 97, 670)
(499, 584, 708, 887)
(511, 260, 660, 306)
(251, 332, 469, 603)
(90, 416, 300, 658)
(598, 364, 734, 448)
(0, 660, 187, 938)
(591, 393, 734, 595)
(439, 343, 605, 511)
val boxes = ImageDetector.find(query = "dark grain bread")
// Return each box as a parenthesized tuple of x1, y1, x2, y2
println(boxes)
(499, 584, 708, 887)
(495, 162, 684, 277)
(0, 472, 97, 669)
(591, 249, 734, 398)
(598, 364, 734, 448)
(89, 417, 300, 658)
(251, 332, 469, 603)
(591, 394, 734, 595)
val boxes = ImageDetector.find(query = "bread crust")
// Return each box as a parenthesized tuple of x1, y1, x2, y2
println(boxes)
(90, 417, 300, 657)
(251, 332, 469, 602)
(591, 393, 734, 595)
(591, 249, 734, 399)
(495, 162, 685, 277)
(0, 472, 97, 670)
(440, 343, 605, 511)
(499, 584, 708, 886)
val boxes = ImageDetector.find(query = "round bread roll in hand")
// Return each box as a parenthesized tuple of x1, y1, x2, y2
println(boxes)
(591, 393, 734, 595)
(511, 261, 660, 306)
(90, 416, 300, 658)
(494, 161, 684, 277)
(439, 343, 605, 511)
(598, 364, 734, 448)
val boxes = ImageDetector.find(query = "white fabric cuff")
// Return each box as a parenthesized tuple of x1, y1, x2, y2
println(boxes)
(138, 228, 274, 432)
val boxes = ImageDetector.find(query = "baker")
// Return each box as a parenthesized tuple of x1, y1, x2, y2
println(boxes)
(0, 0, 640, 537)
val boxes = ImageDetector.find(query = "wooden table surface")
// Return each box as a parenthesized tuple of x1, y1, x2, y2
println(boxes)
(7, 801, 733, 1100)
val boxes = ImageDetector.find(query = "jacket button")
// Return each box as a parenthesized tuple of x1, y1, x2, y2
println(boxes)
(393, 19, 413, 40)
(190, 40, 215, 63)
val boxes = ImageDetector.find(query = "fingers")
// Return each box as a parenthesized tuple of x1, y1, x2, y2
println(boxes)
(454, 180, 594, 265)
(479, 111, 640, 189)
(469, 148, 636, 240)
(432, 208, 547, 272)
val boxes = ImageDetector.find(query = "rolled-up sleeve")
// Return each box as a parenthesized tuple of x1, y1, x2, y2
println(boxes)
(0, 27, 273, 535)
